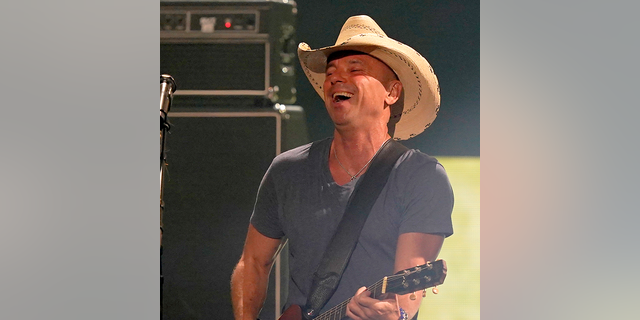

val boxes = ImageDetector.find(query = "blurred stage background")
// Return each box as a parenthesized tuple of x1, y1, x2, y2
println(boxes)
(160, 1, 478, 319)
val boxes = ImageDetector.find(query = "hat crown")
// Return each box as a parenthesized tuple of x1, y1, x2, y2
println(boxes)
(334, 15, 388, 45)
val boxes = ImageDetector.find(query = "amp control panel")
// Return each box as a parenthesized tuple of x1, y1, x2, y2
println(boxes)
(160, 11, 258, 33)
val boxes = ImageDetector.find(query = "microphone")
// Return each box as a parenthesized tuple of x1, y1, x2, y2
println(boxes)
(160, 74, 176, 129)
(160, 74, 177, 114)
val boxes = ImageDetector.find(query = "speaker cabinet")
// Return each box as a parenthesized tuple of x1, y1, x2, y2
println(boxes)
(160, 0, 298, 104)
(161, 106, 307, 320)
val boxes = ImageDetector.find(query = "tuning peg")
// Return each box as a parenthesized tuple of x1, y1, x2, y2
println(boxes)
(409, 292, 417, 300)
(431, 286, 439, 295)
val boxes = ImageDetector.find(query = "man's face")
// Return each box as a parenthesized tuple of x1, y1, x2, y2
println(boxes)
(323, 52, 401, 130)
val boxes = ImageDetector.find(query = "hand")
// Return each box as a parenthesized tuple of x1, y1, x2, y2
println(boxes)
(345, 287, 400, 320)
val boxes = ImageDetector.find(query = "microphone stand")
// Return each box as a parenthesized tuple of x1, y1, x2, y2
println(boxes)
(160, 74, 176, 320)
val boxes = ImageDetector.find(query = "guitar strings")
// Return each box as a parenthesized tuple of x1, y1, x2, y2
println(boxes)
(318, 279, 385, 320)
(317, 263, 440, 319)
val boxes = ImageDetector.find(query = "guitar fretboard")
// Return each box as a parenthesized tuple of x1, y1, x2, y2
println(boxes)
(314, 278, 386, 320)
(303, 260, 445, 320)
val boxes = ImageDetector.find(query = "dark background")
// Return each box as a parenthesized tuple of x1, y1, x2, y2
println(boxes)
(159, 1, 479, 319)
(294, 0, 479, 156)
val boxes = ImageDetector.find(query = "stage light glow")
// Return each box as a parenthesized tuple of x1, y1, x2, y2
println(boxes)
(419, 157, 480, 320)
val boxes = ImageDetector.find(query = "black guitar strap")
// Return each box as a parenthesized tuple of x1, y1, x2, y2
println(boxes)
(302, 139, 408, 319)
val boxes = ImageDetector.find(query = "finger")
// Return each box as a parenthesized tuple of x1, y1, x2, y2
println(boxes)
(352, 287, 371, 306)
(378, 292, 398, 301)
(355, 286, 368, 295)
(347, 287, 369, 319)
(357, 290, 384, 309)
(345, 306, 362, 320)
(346, 298, 365, 320)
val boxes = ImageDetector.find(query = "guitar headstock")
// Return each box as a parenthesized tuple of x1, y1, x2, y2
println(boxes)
(384, 259, 447, 295)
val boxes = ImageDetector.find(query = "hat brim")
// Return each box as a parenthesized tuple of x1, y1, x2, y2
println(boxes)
(298, 33, 440, 140)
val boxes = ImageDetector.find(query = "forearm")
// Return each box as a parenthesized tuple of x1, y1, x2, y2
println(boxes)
(231, 256, 273, 320)
(393, 233, 445, 320)
(396, 293, 422, 319)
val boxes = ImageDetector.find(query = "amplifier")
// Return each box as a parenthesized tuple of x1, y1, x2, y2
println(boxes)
(161, 106, 308, 320)
(160, 0, 298, 105)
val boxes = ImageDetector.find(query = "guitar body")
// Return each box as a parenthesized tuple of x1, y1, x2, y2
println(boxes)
(278, 305, 302, 320)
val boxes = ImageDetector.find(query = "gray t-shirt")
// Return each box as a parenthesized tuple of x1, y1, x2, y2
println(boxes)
(250, 138, 454, 317)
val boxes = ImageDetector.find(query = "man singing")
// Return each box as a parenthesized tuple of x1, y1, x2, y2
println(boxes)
(232, 15, 453, 320)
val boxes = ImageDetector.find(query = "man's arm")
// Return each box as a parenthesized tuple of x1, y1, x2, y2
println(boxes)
(346, 232, 444, 320)
(393, 232, 444, 319)
(231, 224, 284, 320)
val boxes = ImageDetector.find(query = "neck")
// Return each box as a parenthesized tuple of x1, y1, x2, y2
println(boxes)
(332, 126, 390, 159)
(329, 128, 390, 185)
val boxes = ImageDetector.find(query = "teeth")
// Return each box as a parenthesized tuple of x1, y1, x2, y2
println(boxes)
(332, 92, 353, 99)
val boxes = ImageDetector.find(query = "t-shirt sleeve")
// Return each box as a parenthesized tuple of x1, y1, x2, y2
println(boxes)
(249, 163, 285, 239)
(399, 158, 454, 237)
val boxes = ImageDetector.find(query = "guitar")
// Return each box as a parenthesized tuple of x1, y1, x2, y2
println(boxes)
(278, 259, 447, 320)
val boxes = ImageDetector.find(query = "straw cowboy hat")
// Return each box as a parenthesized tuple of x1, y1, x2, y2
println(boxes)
(298, 15, 441, 140)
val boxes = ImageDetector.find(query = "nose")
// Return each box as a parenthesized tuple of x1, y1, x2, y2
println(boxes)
(328, 70, 346, 86)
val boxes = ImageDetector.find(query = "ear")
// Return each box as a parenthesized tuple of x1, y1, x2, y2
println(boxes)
(385, 80, 403, 106)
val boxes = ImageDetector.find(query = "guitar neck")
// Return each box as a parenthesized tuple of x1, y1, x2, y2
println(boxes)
(313, 278, 387, 320)
(280, 260, 445, 320)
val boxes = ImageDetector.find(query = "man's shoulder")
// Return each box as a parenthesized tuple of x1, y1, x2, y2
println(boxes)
(270, 137, 331, 169)
(397, 147, 441, 169)
(392, 147, 449, 185)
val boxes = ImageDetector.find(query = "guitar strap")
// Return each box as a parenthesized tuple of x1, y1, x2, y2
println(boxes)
(302, 139, 409, 319)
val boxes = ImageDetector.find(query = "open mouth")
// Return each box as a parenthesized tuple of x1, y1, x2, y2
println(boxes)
(332, 92, 353, 102)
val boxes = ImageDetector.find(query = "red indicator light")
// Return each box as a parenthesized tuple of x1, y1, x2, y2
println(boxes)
(225, 21, 231, 28)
